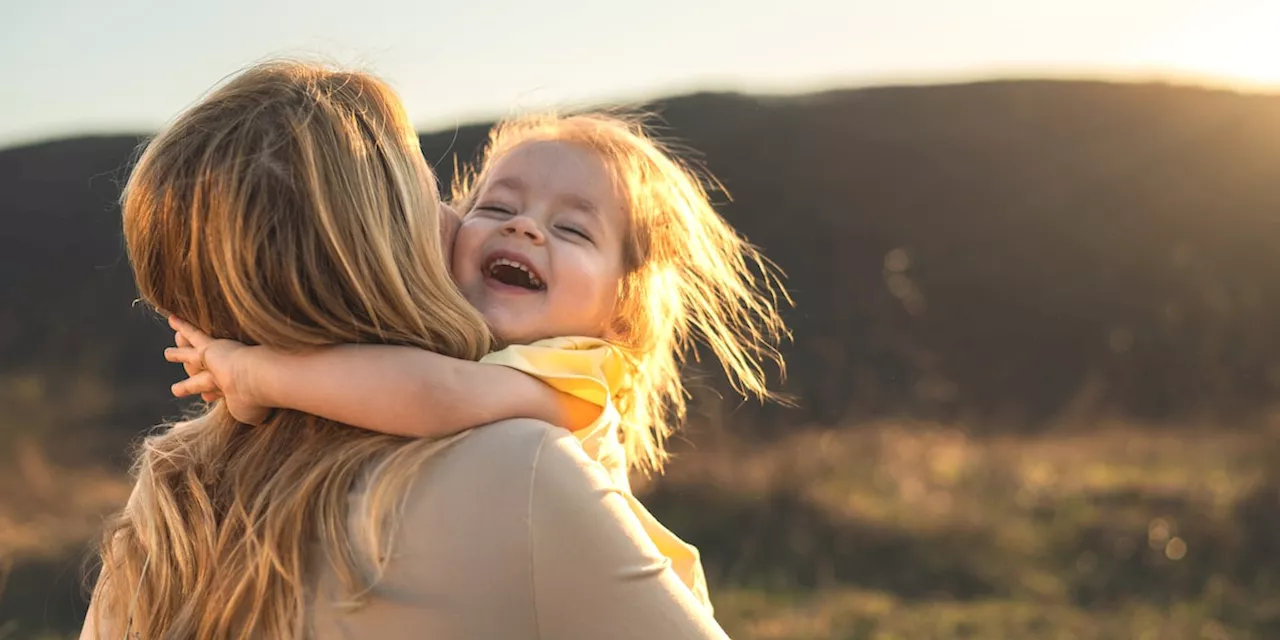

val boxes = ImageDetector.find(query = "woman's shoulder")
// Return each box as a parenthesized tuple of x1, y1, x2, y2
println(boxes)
(329, 420, 729, 639)
(445, 419, 606, 493)
(391, 419, 604, 534)
(343, 420, 584, 586)
(393, 419, 589, 506)
(317, 420, 581, 638)
(447, 418, 579, 466)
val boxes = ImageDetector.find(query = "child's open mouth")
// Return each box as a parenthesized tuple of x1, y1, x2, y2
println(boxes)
(485, 256, 546, 291)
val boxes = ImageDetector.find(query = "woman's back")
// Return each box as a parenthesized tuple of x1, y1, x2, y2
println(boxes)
(309, 418, 727, 639)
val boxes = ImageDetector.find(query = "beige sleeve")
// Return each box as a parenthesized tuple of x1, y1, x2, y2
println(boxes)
(529, 430, 730, 639)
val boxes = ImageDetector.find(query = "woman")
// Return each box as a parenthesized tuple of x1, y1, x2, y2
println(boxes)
(81, 60, 728, 639)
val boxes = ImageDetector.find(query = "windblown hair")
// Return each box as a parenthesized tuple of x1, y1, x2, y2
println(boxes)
(93, 60, 492, 638)
(453, 113, 790, 475)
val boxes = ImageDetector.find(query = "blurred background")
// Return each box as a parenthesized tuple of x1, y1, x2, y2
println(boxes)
(3, 1, 1280, 638)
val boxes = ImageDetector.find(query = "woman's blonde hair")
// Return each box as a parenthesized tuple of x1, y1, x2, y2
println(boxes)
(94, 60, 492, 638)
(453, 113, 790, 475)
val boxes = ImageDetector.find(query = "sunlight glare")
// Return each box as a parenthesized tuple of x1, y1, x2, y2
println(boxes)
(1166, 3, 1280, 89)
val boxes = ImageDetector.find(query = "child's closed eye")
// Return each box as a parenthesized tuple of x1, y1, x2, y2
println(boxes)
(555, 224, 592, 241)
(474, 203, 515, 216)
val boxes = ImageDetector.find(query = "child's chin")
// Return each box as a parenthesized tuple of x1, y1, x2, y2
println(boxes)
(488, 317, 543, 345)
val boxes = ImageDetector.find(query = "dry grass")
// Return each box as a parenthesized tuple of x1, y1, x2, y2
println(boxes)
(0, 440, 130, 562)
(5, 421, 1280, 638)
(642, 421, 1280, 639)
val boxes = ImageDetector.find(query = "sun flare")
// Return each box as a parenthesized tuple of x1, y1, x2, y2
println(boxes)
(1166, 3, 1280, 89)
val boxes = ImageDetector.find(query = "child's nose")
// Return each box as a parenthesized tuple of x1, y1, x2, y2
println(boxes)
(501, 215, 545, 242)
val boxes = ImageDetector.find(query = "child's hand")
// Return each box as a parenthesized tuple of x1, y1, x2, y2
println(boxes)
(172, 327, 219, 403)
(164, 316, 271, 425)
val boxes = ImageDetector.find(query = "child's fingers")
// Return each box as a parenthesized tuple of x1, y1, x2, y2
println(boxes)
(171, 371, 218, 398)
(165, 341, 206, 378)
(169, 316, 212, 348)
(171, 341, 204, 376)
(201, 392, 222, 403)
(175, 331, 192, 348)
(164, 346, 203, 367)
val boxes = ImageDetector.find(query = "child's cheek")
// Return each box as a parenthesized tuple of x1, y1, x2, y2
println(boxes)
(438, 204, 462, 264)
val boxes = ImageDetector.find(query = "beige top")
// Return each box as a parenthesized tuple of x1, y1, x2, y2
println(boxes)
(307, 418, 729, 639)
(81, 419, 726, 639)
(480, 337, 712, 610)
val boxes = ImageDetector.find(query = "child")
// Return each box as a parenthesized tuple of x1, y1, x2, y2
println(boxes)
(166, 112, 790, 611)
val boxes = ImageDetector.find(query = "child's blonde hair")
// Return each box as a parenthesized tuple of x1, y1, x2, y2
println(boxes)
(454, 112, 791, 474)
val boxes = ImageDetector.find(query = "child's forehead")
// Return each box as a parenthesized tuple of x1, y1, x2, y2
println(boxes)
(482, 141, 628, 204)
(491, 140, 607, 173)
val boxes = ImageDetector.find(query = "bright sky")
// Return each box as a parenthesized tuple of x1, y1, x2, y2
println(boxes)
(3, 0, 1278, 149)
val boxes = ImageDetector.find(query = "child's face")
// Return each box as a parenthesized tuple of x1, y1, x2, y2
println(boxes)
(451, 141, 628, 345)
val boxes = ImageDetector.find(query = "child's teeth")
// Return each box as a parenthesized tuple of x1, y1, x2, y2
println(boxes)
(488, 257, 543, 288)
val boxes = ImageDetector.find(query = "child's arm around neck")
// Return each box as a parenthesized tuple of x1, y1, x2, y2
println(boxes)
(165, 316, 599, 437)
(250, 343, 581, 435)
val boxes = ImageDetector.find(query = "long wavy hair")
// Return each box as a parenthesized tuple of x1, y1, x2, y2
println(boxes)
(92, 60, 492, 638)
(453, 113, 791, 475)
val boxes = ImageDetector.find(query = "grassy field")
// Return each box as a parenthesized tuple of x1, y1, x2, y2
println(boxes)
(4, 421, 1280, 639)
(654, 421, 1280, 639)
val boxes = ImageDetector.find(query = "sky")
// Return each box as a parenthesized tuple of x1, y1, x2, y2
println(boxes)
(3, 0, 1278, 149)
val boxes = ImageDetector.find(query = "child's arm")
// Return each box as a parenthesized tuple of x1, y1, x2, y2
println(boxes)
(165, 316, 599, 437)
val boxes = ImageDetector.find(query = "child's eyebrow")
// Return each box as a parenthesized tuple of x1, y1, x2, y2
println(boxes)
(489, 176, 526, 192)
(560, 193, 599, 217)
